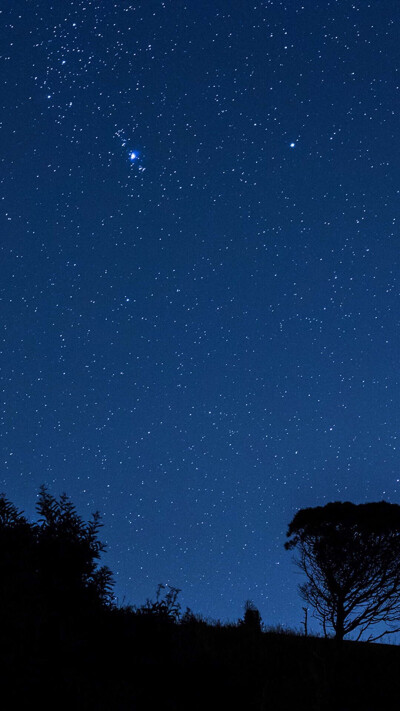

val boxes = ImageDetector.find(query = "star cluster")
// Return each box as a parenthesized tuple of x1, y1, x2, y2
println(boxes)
(1, 0, 399, 627)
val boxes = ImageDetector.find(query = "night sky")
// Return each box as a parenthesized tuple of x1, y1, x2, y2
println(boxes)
(1, 0, 399, 630)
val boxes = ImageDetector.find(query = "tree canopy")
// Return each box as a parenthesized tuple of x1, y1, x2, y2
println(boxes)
(35, 485, 114, 610)
(0, 486, 114, 643)
(285, 501, 400, 642)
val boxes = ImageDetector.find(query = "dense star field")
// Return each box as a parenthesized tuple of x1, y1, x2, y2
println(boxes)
(1, 0, 399, 629)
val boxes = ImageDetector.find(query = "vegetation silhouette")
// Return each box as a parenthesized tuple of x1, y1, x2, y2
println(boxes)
(133, 582, 182, 622)
(285, 501, 400, 642)
(1, 489, 400, 710)
(36, 485, 114, 610)
(240, 599, 263, 632)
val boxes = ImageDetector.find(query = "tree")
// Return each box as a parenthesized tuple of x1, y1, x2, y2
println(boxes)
(285, 501, 400, 642)
(0, 495, 36, 634)
(35, 486, 115, 611)
(240, 600, 262, 632)
(0, 487, 114, 642)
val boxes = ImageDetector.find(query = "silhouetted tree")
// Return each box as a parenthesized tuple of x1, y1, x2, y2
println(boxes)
(0, 496, 36, 637)
(285, 501, 400, 642)
(36, 486, 114, 613)
(241, 600, 262, 631)
(0, 486, 114, 649)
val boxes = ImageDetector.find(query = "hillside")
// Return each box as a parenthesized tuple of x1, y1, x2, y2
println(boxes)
(3, 609, 400, 710)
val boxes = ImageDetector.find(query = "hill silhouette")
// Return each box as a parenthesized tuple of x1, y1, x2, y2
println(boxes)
(1, 489, 399, 710)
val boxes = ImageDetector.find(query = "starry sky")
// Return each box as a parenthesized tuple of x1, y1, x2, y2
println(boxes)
(1, 0, 399, 629)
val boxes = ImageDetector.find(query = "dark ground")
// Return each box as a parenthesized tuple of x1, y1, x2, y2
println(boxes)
(2, 610, 400, 710)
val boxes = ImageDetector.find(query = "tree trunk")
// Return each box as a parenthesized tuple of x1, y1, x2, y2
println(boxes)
(335, 602, 345, 643)
(333, 603, 346, 710)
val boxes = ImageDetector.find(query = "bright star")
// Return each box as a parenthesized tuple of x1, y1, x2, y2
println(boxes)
(129, 151, 137, 161)
(290, 142, 296, 148)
